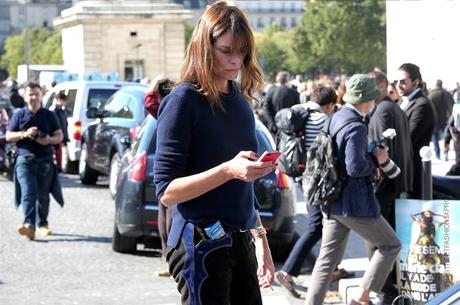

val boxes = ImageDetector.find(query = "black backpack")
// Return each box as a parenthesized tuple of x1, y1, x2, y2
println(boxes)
(275, 107, 313, 178)
(303, 115, 363, 208)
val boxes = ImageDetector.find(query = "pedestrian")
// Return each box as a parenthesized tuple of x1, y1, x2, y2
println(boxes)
(6, 81, 64, 240)
(276, 86, 355, 299)
(53, 92, 70, 172)
(444, 112, 460, 175)
(387, 82, 400, 103)
(304, 74, 401, 305)
(397, 63, 437, 199)
(153, 2, 275, 305)
(9, 81, 25, 110)
(263, 71, 300, 135)
(366, 70, 413, 303)
(144, 74, 174, 277)
(428, 79, 454, 160)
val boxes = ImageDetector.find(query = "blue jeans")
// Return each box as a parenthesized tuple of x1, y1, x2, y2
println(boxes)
(282, 204, 323, 277)
(15, 155, 54, 227)
(432, 125, 445, 159)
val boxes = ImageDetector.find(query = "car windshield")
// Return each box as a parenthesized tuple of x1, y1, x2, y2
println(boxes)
(87, 89, 118, 110)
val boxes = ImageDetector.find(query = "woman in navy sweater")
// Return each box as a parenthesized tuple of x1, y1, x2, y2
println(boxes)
(154, 2, 275, 304)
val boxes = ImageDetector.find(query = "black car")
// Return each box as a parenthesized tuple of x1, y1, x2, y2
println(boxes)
(79, 85, 148, 197)
(112, 115, 298, 261)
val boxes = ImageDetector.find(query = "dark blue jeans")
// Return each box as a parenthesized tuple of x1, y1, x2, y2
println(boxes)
(167, 223, 262, 305)
(432, 125, 445, 160)
(15, 155, 54, 228)
(282, 204, 323, 277)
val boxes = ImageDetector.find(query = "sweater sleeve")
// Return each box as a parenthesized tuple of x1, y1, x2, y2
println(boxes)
(344, 123, 374, 178)
(154, 92, 195, 201)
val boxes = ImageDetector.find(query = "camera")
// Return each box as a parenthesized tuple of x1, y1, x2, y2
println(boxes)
(369, 128, 401, 179)
(158, 79, 174, 99)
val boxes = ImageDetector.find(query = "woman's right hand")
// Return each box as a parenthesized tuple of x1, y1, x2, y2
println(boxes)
(224, 151, 276, 182)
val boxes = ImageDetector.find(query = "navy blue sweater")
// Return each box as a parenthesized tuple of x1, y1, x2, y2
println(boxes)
(154, 81, 260, 237)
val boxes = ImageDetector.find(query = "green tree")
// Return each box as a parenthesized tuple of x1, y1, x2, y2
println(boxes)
(255, 24, 294, 81)
(184, 23, 194, 50)
(294, 0, 386, 75)
(0, 28, 63, 78)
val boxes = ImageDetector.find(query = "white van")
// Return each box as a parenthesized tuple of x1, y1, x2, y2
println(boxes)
(43, 81, 146, 173)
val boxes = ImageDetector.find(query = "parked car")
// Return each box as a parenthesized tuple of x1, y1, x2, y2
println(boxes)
(79, 85, 148, 196)
(42, 81, 145, 174)
(112, 115, 298, 261)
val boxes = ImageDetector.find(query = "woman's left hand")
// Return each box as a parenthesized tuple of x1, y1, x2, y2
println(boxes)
(254, 235, 275, 288)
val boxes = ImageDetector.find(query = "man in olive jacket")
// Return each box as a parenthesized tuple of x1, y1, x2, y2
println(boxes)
(397, 63, 437, 199)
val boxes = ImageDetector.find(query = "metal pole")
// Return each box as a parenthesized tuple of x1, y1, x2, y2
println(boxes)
(419, 146, 433, 200)
(24, 1, 30, 81)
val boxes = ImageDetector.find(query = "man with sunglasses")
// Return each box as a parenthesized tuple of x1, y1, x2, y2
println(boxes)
(396, 63, 437, 199)
(367, 71, 413, 303)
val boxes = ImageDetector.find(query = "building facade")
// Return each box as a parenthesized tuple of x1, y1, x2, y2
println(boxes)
(54, 0, 192, 81)
(0, 0, 72, 52)
(171, 0, 305, 31)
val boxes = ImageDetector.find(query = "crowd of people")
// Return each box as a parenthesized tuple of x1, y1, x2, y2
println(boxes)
(253, 64, 459, 304)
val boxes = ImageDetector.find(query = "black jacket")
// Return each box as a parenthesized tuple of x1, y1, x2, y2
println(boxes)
(400, 90, 437, 198)
(428, 88, 454, 128)
(369, 98, 413, 195)
(54, 107, 70, 143)
(263, 85, 299, 133)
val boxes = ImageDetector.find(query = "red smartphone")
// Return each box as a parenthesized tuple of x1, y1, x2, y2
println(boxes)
(257, 150, 282, 162)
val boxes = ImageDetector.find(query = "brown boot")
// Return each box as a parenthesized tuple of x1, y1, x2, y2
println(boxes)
(276, 271, 302, 299)
(17, 224, 35, 240)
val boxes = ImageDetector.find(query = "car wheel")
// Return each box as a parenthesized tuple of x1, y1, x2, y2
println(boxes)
(112, 223, 137, 253)
(79, 143, 99, 185)
(109, 153, 120, 199)
(62, 146, 78, 174)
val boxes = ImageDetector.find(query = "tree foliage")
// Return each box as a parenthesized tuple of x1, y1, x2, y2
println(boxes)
(0, 28, 63, 78)
(294, 0, 386, 75)
(255, 24, 293, 81)
(254, 0, 386, 78)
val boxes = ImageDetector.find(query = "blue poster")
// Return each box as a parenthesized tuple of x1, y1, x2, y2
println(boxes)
(395, 199, 459, 304)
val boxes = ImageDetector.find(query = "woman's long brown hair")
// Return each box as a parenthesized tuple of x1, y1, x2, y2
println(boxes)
(180, 1, 264, 109)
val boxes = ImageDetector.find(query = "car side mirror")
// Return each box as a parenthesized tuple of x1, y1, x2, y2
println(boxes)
(120, 135, 131, 148)
(86, 107, 98, 119)
(100, 110, 112, 118)
(113, 134, 130, 157)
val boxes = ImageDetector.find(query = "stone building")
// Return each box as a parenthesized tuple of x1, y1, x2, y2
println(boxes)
(171, 0, 305, 31)
(54, 0, 192, 81)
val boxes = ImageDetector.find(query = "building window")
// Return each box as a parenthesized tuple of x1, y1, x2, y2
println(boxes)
(291, 17, 297, 28)
(124, 60, 144, 82)
(257, 17, 264, 29)
(280, 17, 287, 28)
(270, 17, 275, 26)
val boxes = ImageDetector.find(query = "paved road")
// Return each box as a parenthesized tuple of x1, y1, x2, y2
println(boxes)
(0, 152, 453, 305)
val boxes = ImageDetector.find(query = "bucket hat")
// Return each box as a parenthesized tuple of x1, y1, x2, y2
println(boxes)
(343, 74, 380, 104)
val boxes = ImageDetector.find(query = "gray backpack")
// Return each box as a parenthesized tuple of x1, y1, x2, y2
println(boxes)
(303, 115, 362, 208)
